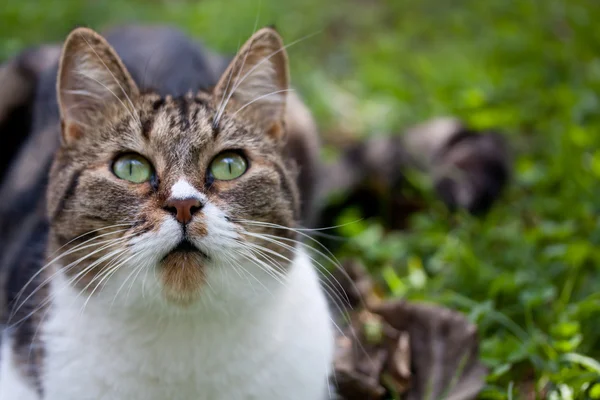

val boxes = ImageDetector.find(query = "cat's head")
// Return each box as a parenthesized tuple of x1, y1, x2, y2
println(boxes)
(46, 27, 300, 307)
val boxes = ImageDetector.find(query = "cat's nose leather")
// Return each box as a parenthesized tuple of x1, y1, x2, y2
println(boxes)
(164, 198, 203, 224)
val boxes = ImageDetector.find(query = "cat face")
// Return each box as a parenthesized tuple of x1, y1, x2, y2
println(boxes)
(46, 27, 300, 306)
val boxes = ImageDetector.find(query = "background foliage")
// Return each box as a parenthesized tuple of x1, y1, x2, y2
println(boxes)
(2, 0, 600, 398)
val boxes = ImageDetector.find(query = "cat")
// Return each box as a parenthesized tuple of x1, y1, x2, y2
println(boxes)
(0, 26, 334, 399)
(0, 25, 510, 400)
(315, 117, 509, 233)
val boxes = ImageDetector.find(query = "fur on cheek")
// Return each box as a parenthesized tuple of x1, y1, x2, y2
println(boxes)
(160, 252, 206, 306)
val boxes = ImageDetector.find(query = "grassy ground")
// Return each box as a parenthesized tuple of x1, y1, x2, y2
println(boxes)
(2, 0, 600, 398)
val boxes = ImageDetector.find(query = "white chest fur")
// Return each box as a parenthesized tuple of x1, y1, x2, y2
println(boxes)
(1, 249, 334, 400)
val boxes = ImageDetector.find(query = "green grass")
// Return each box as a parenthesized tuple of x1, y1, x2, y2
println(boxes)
(2, 0, 600, 398)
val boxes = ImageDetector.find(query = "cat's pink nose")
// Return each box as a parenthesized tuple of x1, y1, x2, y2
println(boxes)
(164, 198, 203, 224)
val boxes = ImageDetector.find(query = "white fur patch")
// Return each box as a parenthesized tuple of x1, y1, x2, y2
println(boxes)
(35, 249, 333, 400)
(169, 179, 205, 200)
(0, 334, 39, 400)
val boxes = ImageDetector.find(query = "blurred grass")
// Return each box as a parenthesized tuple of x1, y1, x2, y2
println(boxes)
(2, 0, 600, 398)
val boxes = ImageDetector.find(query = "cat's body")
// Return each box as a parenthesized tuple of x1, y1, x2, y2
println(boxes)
(0, 26, 333, 399)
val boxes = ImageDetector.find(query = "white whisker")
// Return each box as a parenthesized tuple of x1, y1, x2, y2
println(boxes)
(9, 234, 133, 323)
(235, 219, 365, 309)
(235, 220, 376, 369)
(77, 248, 133, 313)
(240, 232, 351, 309)
(12, 226, 131, 311)
(8, 239, 129, 329)
(107, 253, 145, 308)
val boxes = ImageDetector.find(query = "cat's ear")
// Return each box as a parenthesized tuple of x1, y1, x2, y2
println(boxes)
(57, 27, 139, 144)
(212, 27, 289, 140)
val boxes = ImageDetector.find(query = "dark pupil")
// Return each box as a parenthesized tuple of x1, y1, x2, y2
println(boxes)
(227, 158, 233, 174)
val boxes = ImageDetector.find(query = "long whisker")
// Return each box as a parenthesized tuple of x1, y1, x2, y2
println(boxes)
(233, 217, 361, 232)
(237, 244, 289, 282)
(70, 256, 127, 317)
(226, 243, 288, 296)
(9, 234, 133, 323)
(75, 248, 132, 308)
(239, 236, 352, 314)
(240, 231, 350, 304)
(236, 224, 376, 368)
(232, 252, 281, 297)
(222, 253, 258, 295)
(50, 224, 134, 257)
(109, 253, 148, 307)
(8, 238, 132, 328)
(235, 219, 366, 309)
(125, 256, 150, 302)
(10, 256, 112, 329)
(80, 254, 127, 305)
(236, 240, 287, 271)
(26, 244, 127, 363)
(99, 253, 140, 311)
(235, 222, 355, 310)
(236, 240, 351, 343)
(12, 225, 132, 309)
(26, 240, 124, 360)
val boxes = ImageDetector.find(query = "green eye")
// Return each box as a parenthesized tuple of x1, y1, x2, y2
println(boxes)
(112, 154, 153, 183)
(210, 152, 248, 181)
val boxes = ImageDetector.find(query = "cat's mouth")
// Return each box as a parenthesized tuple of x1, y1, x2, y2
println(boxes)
(162, 239, 209, 261)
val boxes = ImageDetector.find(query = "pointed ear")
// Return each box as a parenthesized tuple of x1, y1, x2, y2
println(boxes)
(57, 27, 139, 144)
(212, 27, 289, 139)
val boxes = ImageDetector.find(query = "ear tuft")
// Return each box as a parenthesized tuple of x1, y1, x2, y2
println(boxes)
(212, 27, 289, 139)
(57, 27, 139, 144)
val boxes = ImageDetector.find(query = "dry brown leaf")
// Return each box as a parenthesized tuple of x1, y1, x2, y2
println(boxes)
(331, 260, 487, 400)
